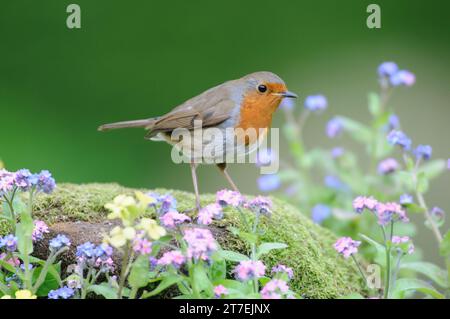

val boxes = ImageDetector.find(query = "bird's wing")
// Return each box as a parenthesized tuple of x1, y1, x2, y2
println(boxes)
(145, 84, 238, 138)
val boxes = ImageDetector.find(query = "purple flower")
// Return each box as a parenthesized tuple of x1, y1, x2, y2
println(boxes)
(48, 287, 74, 299)
(352, 196, 379, 213)
(157, 250, 185, 268)
(376, 202, 409, 225)
(392, 236, 415, 255)
(233, 260, 266, 281)
(183, 228, 217, 261)
(0, 234, 18, 252)
(148, 192, 177, 214)
(35, 170, 56, 194)
(430, 207, 445, 224)
(13, 169, 33, 191)
(213, 285, 228, 298)
(271, 264, 294, 279)
(331, 147, 344, 158)
(256, 148, 276, 167)
(49, 234, 71, 250)
(388, 114, 400, 130)
(32, 220, 49, 241)
(334, 237, 361, 258)
(387, 130, 412, 150)
(304, 95, 327, 112)
(391, 236, 410, 244)
(390, 70, 416, 87)
(378, 62, 399, 77)
(311, 204, 331, 224)
(160, 210, 191, 228)
(414, 145, 432, 161)
(326, 117, 343, 138)
(133, 237, 152, 255)
(261, 279, 289, 299)
(257, 174, 281, 192)
(377, 158, 399, 175)
(197, 203, 223, 225)
(324, 175, 348, 191)
(399, 194, 413, 205)
(0, 170, 14, 195)
(245, 196, 273, 216)
(216, 189, 244, 207)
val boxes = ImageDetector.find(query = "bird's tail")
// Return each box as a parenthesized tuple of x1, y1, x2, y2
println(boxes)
(98, 118, 157, 132)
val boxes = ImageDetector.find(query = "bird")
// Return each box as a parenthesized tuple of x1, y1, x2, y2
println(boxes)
(98, 71, 297, 211)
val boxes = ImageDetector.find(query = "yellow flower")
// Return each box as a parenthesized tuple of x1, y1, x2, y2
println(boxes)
(15, 290, 37, 299)
(106, 226, 136, 248)
(105, 195, 139, 225)
(138, 218, 166, 240)
(135, 191, 157, 208)
(1, 295, 11, 299)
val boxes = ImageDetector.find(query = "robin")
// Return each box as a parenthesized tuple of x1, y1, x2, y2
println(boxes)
(98, 71, 297, 210)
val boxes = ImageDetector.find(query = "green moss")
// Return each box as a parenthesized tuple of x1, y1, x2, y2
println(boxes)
(30, 183, 363, 298)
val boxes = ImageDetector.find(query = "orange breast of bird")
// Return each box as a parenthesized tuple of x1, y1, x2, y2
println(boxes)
(235, 84, 285, 145)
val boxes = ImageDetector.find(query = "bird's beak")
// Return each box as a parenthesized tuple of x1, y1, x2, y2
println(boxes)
(281, 91, 298, 99)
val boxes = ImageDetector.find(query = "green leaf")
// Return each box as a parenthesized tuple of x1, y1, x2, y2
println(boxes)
(368, 92, 381, 117)
(439, 231, 450, 257)
(256, 242, 288, 258)
(359, 234, 386, 266)
(33, 265, 60, 296)
(419, 160, 446, 180)
(217, 250, 250, 262)
(336, 116, 372, 144)
(128, 255, 150, 290)
(400, 262, 447, 288)
(402, 203, 425, 214)
(416, 172, 429, 194)
(192, 262, 213, 294)
(392, 278, 444, 299)
(141, 275, 183, 298)
(88, 283, 118, 299)
(210, 258, 227, 281)
(0, 258, 18, 273)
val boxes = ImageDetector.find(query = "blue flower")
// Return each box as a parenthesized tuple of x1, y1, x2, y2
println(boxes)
(388, 114, 400, 130)
(387, 130, 412, 150)
(326, 118, 343, 138)
(13, 169, 33, 191)
(36, 170, 56, 194)
(49, 234, 71, 250)
(279, 98, 295, 111)
(0, 234, 18, 252)
(257, 174, 281, 192)
(304, 95, 327, 112)
(390, 70, 415, 87)
(324, 175, 348, 192)
(256, 148, 276, 167)
(331, 147, 344, 158)
(378, 62, 399, 77)
(414, 145, 432, 161)
(399, 194, 413, 205)
(311, 204, 331, 224)
(76, 242, 96, 259)
(48, 286, 75, 299)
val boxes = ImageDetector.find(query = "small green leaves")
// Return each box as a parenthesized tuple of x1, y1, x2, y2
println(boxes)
(217, 250, 249, 262)
(256, 242, 288, 259)
(439, 230, 450, 257)
(128, 255, 150, 290)
(88, 284, 118, 299)
(391, 278, 444, 299)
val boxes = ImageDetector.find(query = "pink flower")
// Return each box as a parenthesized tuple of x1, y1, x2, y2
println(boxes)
(133, 237, 152, 255)
(271, 264, 294, 279)
(245, 196, 273, 215)
(353, 196, 379, 213)
(213, 285, 228, 298)
(391, 236, 415, 255)
(32, 220, 49, 241)
(183, 228, 217, 261)
(157, 250, 186, 267)
(233, 260, 266, 281)
(334, 237, 361, 258)
(391, 236, 410, 244)
(160, 210, 190, 228)
(376, 202, 409, 225)
(0, 253, 20, 267)
(216, 189, 244, 207)
(378, 158, 400, 175)
(261, 279, 289, 299)
(197, 203, 223, 225)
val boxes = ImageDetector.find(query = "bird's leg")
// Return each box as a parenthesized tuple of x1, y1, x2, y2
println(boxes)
(190, 162, 201, 212)
(217, 163, 240, 193)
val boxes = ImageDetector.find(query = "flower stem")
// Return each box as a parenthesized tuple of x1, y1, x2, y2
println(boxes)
(351, 255, 368, 287)
(117, 243, 131, 299)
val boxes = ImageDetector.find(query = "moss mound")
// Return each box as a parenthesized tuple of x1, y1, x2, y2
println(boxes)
(29, 183, 363, 298)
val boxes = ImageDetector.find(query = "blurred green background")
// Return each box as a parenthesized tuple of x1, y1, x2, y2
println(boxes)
(1, 1, 449, 264)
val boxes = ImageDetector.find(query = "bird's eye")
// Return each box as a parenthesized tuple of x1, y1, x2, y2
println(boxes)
(257, 84, 267, 93)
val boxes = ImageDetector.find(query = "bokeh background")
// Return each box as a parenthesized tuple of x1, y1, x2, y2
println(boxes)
(1, 1, 449, 264)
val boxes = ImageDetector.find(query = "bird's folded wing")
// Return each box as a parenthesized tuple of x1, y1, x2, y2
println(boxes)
(145, 99, 236, 138)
